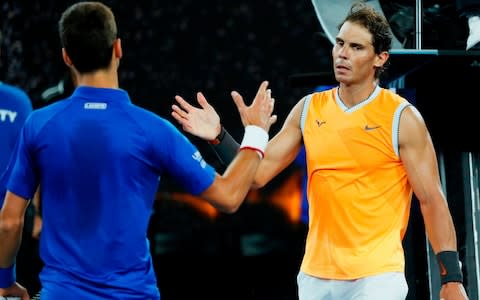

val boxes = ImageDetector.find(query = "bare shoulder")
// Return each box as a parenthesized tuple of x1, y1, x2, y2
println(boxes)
(400, 105, 427, 129)
(287, 95, 310, 121)
(399, 105, 430, 146)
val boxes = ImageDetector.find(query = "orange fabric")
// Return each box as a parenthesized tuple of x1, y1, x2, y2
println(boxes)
(300, 87, 413, 279)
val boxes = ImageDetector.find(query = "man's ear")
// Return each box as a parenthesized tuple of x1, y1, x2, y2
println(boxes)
(374, 51, 389, 68)
(62, 48, 73, 67)
(114, 38, 122, 59)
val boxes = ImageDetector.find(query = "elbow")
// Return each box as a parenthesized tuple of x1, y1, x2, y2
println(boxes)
(251, 178, 266, 189)
(212, 189, 246, 214)
(221, 206, 239, 214)
(217, 198, 242, 214)
(251, 182, 265, 189)
(0, 216, 24, 234)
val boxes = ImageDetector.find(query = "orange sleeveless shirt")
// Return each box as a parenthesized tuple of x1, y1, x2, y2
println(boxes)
(300, 86, 413, 279)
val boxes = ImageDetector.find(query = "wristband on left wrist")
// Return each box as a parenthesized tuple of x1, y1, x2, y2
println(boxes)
(437, 251, 463, 285)
(0, 264, 16, 288)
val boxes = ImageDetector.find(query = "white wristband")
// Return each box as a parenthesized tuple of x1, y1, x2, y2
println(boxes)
(240, 125, 268, 159)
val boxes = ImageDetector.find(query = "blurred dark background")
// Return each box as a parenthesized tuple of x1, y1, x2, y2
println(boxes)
(1, 1, 478, 299)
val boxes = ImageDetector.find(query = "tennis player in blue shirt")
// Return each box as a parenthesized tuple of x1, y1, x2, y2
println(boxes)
(0, 2, 276, 299)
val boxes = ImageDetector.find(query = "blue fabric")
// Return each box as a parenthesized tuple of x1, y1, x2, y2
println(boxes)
(3, 86, 215, 299)
(0, 82, 33, 204)
(0, 264, 16, 288)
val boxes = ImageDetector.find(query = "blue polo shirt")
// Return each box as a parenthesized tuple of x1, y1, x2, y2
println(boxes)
(2, 86, 216, 299)
(0, 81, 33, 200)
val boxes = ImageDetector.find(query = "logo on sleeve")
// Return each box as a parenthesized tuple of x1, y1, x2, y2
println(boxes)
(192, 151, 207, 168)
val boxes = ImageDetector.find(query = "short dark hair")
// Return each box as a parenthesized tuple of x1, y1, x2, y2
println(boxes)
(59, 2, 117, 73)
(338, 2, 392, 78)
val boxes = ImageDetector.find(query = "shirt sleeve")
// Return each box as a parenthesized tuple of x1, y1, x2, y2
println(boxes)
(2, 120, 39, 201)
(151, 119, 216, 195)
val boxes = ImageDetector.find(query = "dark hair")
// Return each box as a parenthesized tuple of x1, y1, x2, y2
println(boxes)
(338, 2, 392, 78)
(59, 2, 117, 73)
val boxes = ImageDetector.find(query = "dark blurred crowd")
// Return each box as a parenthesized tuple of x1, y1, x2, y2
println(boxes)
(0, 1, 469, 136)
(0, 1, 328, 134)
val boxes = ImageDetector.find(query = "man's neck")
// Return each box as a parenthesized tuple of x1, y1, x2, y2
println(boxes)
(338, 81, 377, 108)
(75, 69, 119, 89)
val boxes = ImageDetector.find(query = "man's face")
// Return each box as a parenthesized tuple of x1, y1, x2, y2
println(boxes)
(332, 21, 382, 85)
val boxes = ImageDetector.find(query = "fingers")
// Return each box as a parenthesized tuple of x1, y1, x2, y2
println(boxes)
(174, 95, 193, 112)
(266, 96, 274, 115)
(196, 92, 211, 109)
(171, 105, 188, 120)
(172, 95, 195, 120)
(254, 80, 269, 102)
(171, 111, 188, 129)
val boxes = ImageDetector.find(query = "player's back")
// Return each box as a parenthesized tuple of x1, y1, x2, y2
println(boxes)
(29, 86, 162, 299)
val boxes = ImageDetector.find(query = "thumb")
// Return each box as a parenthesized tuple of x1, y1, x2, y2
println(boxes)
(231, 91, 246, 112)
(264, 115, 277, 132)
(269, 115, 278, 127)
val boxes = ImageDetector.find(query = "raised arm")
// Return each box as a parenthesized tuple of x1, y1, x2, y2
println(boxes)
(172, 88, 305, 189)
(172, 85, 277, 166)
(398, 106, 468, 299)
(174, 81, 276, 213)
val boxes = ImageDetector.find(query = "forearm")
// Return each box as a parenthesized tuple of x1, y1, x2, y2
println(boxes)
(419, 199, 458, 252)
(208, 126, 296, 189)
(216, 149, 262, 212)
(420, 198, 464, 285)
(203, 126, 268, 213)
(0, 216, 23, 267)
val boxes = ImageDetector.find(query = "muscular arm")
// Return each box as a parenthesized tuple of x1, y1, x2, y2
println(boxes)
(399, 106, 456, 252)
(200, 149, 263, 213)
(253, 98, 305, 187)
(172, 84, 305, 190)
(192, 81, 276, 213)
(174, 94, 305, 190)
(399, 106, 468, 298)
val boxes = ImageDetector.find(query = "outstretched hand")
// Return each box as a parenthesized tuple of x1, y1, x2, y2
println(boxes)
(231, 80, 277, 132)
(171, 80, 277, 140)
(172, 92, 221, 141)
